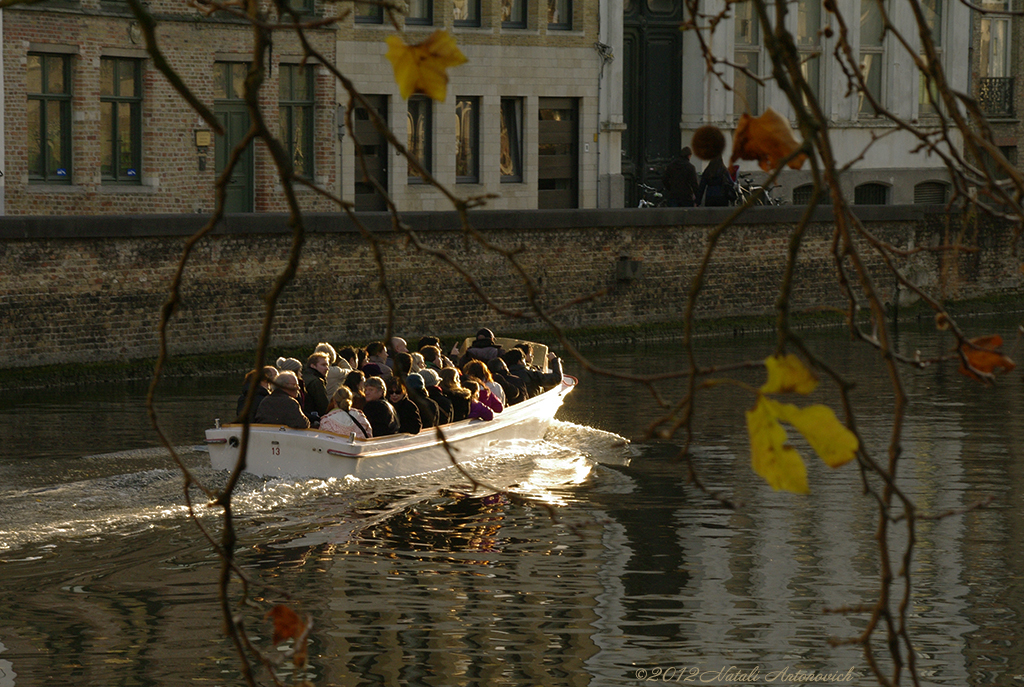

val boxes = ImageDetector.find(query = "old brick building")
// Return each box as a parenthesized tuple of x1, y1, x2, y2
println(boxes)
(1, 0, 339, 216)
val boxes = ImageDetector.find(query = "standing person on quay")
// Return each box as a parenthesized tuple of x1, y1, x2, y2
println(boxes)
(662, 146, 700, 207)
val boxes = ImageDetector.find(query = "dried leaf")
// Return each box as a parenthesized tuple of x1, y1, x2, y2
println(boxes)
(760, 354, 818, 395)
(266, 604, 304, 645)
(772, 401, 858, 468)
(747, 396, 809, 494)
(958, 334, 1016, 382)
(386, 30, 467, 101)
(730, 107, 807, 171)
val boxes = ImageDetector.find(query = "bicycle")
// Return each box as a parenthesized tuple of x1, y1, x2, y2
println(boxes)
(734, 172, 785, 206)
(637, 182, 666, 208)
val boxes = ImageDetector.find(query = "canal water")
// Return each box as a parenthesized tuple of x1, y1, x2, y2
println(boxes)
(1, 321, 1023, 686)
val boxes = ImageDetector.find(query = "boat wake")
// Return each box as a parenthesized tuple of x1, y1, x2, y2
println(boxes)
(0, 422, 633, 556)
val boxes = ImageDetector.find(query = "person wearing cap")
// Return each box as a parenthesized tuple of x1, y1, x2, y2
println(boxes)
(405, 372, 443, 428)
(418, 368, 453, 425)
(253, 371, 311, 429)
(463, 327, 504, 364)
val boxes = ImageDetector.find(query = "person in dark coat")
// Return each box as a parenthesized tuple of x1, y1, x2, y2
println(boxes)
(418, 368, 454, 425)
(662, 146, 700, 207)
(362, 376, 400, 436)
(439, 367, 472, 422)
(487, 357, 529, 406)
(503, 348, 563, 398)
(405, 372, 444, 428)
(253, 371, 310, 429)
(462, 328, 504, 365)
(388, 377, 422, 435)
(301, 352, 331, 422)
(697, 155, 734, 207)
(236, 365, 278, 422)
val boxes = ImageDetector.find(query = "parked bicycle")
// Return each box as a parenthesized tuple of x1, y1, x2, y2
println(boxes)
(734, 172, 785, 206)
(637, 182, 666, 208)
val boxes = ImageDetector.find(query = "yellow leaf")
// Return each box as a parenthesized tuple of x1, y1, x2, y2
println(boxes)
(385, 31, 467, 101)
(760, 354, 818, 395)
(772, 401, 858, 468)
(747, 396, 809, 494)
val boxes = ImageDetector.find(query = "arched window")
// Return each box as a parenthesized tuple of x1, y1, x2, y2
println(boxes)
(914, 181, 949, 204)
(855, 182, 888, 205)
(792, 184, 814, 205)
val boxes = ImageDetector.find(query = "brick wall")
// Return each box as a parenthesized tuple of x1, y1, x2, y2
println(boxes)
(0, 206, 1020, 370)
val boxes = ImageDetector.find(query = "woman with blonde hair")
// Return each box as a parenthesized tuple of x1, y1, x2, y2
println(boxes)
(319, 385, 372, 438)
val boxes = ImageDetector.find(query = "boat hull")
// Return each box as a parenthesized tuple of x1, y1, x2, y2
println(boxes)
(205, 375, 577, 480)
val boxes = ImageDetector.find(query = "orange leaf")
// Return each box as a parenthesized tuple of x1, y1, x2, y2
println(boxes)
(385, 30, 467, 101)
(958, 334, 1016, 382)
(730, 107, 807, 171)
(266, 604, 305, 645)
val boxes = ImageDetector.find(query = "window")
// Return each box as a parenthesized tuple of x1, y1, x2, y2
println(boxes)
(214, 61, 249, 99)
(854, 182, 888, 205)
(979, 1, 1010, 79)
(733, 0, 761, 115)
(355, 2, 383, 23)
(285, 0, 315, 14)
(500, 98, 523, 181)
(454, 0, 480, 26)
(407, 96, 432, 180)
(548, 0, 571, 29)
(538, 98, 578, 208)
(100, 57, 142, 184)
(914, 181, 949, 204)
(27, 53, 73, 184)
(859, 0, 884, 115)
(796, 0, 821, 104)
(502, 0, 526, 27)
(918, 0, 942, 115)
(792, 184, 814, 205)
(455, 97, 479, 183)
(279, 64, 315, 179)
(407, 0, 432, 25)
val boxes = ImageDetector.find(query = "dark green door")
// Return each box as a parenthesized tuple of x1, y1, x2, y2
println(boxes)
(623, 0, 684, 206)
(214, 104, 254, 213)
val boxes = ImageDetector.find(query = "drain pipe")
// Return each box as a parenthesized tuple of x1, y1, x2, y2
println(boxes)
(594, 41, 613, 208)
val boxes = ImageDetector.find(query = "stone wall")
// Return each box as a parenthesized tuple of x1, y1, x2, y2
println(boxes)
(0, 206, 1020, 370)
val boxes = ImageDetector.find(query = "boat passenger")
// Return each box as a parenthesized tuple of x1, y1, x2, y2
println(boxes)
(275, 357, 307, 408)
(337, 346, 359, 372)
(405, 372, 444, 428)
(462, 379, 494, 421)
(235, 365, 278, 422)
(315, 341, 351, 400)
(319, 385, 372, 438)
(439, 367, 471, 422)
(363, 342, 393, 380)
(343, 370, 367, 410)
(253, 371, 311, 429)
(462, 328, 504, 365)
(463, 359, 506, 407)
(418, 368, 454, 425)
(362, 376, 400, 436)
(502, 348, 563, 398)
(410, 351, 426, 373)
(387, 337, 409, 370)
(418, 337, 456, 369)
(388, 376, 423, 435)
(301, 352, 331, 422)
(487, 357, 529, 406)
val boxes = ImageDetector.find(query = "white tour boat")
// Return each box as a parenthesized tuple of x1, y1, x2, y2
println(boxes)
(205, 340, 576, 480)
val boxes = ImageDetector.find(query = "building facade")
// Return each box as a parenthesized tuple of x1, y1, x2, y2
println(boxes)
(1, 0, 338, 216)
(619, 0, 974, 206)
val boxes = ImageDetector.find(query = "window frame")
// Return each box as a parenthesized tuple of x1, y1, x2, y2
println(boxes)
(502, 0, 527, 28)
(279, 63, 316, 180)
(733, 0, 762, 116)
(355, 2, 383, 23)
(918, 0, 943, 116)
(27, 52, 73, 185)
(796, 0, 822, 105)
(454, 0, 481, 27)
(455, 96, 480, 184)
(547, 0, 571, 30)
(406, 0, 433, 25)
(858, 0, 885, 116)
(100, 57, 143, 185)
(500, 97, 524, 182)
(407, 95, 433, 182)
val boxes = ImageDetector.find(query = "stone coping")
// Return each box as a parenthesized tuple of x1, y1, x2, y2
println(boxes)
(0, 205, 954, 240)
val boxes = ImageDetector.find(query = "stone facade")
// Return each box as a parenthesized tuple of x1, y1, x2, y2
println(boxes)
(0, 207, 1019, 370)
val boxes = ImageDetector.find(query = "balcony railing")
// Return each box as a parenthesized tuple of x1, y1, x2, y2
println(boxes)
(979, 77, 1015, 118)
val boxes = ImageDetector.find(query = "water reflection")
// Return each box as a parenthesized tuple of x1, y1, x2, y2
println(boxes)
(1, 324, 1024, 685)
